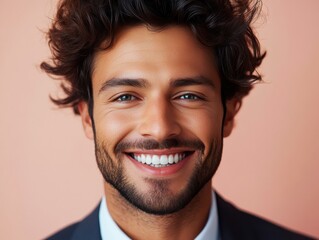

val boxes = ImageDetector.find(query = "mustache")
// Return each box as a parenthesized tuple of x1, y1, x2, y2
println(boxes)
(114, 138, 205, 154)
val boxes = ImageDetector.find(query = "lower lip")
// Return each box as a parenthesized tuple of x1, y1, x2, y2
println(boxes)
(128, 154, 192, 176)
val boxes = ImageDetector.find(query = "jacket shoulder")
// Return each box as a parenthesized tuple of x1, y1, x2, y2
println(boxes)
(216, 193, 315, 240)
(45, 222, 79, 240)
(44, 202, 101, 240)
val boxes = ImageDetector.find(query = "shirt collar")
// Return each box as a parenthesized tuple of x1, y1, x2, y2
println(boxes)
(99, 190, 220, 240)
(195, 190, 220, 240)
(99, 197, 130, 240)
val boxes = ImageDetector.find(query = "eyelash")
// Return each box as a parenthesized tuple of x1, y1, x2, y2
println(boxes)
(113, 94, 138, 102)
(111, 92, 205, 103)
(176, 93, 201, 100)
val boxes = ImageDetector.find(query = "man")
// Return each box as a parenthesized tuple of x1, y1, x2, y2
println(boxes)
(41, 0, 314, 239)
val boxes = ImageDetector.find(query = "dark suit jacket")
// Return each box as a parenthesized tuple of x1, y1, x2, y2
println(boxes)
(45, 194, 315, 240)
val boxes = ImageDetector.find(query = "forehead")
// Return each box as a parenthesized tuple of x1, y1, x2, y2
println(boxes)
(92, 25, 220, 89)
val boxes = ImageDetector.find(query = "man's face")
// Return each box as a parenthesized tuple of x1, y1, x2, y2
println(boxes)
(81, 25, 234, 215)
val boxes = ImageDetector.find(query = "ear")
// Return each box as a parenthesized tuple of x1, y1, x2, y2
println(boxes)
(78, 101, 94, 140)
(223, 98, 242, 138)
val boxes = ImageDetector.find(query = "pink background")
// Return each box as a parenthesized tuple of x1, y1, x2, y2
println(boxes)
(0, 0, 318, 239)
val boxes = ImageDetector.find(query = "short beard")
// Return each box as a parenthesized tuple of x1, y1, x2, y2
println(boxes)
(95, 138, 222, 215)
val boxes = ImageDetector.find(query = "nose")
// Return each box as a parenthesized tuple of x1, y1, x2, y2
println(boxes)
(137, 98, 182, 141)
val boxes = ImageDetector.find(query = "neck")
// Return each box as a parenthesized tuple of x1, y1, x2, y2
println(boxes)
(103, 182, 212, 240)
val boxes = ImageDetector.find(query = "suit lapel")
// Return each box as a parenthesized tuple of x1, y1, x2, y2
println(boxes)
(71, 203, 102, 240)
(69, 194, 254, 240)
(216, 193, 252, 240)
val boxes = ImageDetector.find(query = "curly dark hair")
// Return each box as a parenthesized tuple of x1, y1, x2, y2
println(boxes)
(41, 0, 266, 114)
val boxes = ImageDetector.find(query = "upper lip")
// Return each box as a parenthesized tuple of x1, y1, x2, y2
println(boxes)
(124, 148, 195, 155)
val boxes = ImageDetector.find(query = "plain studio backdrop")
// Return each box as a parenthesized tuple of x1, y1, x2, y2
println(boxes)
(0, 0, 318, 239)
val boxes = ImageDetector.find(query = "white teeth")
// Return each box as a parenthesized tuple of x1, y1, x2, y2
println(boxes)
(160, 155, 168, 164)
(152, 164, 170, 168)
(146, 155, 151, 164)
(174, 154, 179, 163)
(168, 155, 174, 164)
(132, 153, 187, 167)
(141, 155, 146, 164)
(152, 155, 160, 164)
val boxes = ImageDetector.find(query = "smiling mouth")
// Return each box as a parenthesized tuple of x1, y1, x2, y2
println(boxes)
(127, 152, 193, 168)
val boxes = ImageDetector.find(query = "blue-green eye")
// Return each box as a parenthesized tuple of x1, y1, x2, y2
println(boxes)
(115, 94, 137, 102)
(179, 94, 199, 100)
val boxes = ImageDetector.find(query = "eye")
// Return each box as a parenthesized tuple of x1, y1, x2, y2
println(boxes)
(178, 93, 201, 100)
(114, 94, 137, 102)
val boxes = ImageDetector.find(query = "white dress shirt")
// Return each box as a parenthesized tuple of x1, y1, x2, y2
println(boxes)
(99, 190, 220, 240)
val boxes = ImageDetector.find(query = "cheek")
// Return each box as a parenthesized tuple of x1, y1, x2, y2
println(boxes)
(180, 107, 223, 149)
(94, 109, 136, 145)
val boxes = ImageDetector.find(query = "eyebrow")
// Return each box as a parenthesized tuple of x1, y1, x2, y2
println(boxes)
(170, 76, 216, 89)
(98, 75, 216, 94)
(98, 78, 149, 94)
